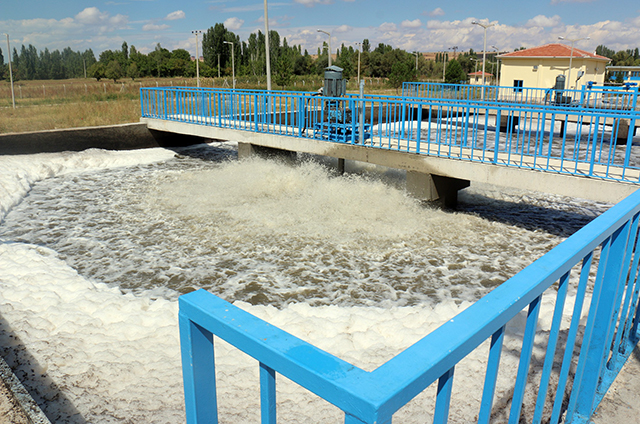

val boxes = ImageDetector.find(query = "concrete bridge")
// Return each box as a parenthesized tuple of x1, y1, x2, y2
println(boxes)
(140, 86, 640, 206)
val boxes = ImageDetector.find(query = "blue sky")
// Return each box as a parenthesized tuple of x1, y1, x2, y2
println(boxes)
(2, 0, 640, 60)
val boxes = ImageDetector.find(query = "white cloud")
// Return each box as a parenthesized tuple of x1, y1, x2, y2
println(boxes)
(334, 25, 352, 33)
(165, 10, 185, 21)
(74, 7, 128, 30)
(379, 22, 397, 32)
(143, 23, 170, 31)
(401, 19, 422, 28)
(425, 8, 445, 17)
(224, 17, 244, 30)
(75, 7, 109, 25)
(525, 15, 562, 28)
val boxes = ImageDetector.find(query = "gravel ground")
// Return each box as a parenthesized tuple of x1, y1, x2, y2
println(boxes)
(0, 378, 29, 424)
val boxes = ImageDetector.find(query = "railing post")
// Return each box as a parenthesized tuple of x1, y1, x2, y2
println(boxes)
(179, 312, 218, 424)
(567, 221, 632, 422)
(260, 363, 276, 424)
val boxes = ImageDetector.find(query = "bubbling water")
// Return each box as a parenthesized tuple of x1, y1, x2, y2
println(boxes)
(0, 144, 595, 309)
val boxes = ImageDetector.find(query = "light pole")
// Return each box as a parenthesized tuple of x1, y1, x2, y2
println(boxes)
(491, 45, 501, 87)
(264, 0, 272, 90)
(355, 42, 362, 85)
(558, 36, 590, 90)
(442, 50, 447, 82)
(317, 29, 332, 67)
(192, 30, 202, 87)
(223, 41, 235, 89)
(413, 51, 419, 75)
(4, 34, 15, 109)
(471, 20, 495, 91)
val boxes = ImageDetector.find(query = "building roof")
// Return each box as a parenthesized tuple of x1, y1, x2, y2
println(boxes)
(498, 43, 610, 61)
(468, 71, 494, 77)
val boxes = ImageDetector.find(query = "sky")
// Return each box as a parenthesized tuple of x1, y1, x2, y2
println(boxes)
(1, 0, 640, 61)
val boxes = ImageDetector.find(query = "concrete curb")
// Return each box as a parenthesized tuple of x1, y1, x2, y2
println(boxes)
(0, 355, 50, 424)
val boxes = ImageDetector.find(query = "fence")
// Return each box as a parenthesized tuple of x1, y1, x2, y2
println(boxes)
(179, 185, 640, 423)
(141, 86, 640, 184)
(402, 82, 640, 112)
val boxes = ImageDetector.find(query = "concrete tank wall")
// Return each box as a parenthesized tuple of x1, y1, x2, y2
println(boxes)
(0, 122, 205, 155)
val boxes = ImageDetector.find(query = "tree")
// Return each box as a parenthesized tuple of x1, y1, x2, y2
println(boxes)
(89, 62, 106, 81)
(445, 59, 465, 83)
(127, 62, 140, 81)
(274, 50, 293, 88)
(388, 61, 414, 92)
(105, 60, 123, 82)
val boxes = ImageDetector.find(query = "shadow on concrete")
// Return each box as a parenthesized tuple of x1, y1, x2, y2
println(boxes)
(0, 312, 86, 424)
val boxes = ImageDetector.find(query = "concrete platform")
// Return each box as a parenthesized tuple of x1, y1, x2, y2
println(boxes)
(591, 344, 640, 424)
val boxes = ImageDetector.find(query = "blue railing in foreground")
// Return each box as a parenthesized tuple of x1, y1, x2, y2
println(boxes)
(179, 188, 640, 423)
(141, 86, 640, 184)
(402, 82, 640, 111)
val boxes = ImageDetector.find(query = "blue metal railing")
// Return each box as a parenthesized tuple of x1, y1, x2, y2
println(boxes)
(402, 81, 640, 112)
(179, 188, 640, 423)
(141, 86, 640, 184)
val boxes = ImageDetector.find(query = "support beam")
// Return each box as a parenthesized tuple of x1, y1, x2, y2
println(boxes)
(238, 142, 297, 162)
(406, 171, 470, 208)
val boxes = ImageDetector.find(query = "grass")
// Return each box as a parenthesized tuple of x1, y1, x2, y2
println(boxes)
(0, 76, 396, 135)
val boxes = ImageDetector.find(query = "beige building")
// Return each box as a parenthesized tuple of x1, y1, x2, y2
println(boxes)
(498, 43, 610, 90)
(468, 71, 494, 85)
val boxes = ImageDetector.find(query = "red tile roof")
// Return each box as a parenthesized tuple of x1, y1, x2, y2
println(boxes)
(499, 43, 609, 61)
(468, 71, 493, 77)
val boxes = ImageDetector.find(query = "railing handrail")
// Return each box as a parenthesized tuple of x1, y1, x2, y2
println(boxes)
(179, 187, 640, 423)
(140, 86, 640, 119)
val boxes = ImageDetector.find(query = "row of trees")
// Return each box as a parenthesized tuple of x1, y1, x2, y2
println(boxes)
(3, 28, 639, 87)
(0, 45, 97, 81)
(0, 23, 488, 87)
(596, 45, 640, 66)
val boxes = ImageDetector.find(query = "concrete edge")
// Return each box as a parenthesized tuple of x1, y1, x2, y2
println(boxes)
(0, 355, 50, 424)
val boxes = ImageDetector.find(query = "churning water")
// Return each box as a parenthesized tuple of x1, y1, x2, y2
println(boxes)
(0, 142, 605, 309)
(0, 141, 618, 423)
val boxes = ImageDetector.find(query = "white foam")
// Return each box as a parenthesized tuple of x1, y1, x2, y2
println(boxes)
(0, 146, 605, 423)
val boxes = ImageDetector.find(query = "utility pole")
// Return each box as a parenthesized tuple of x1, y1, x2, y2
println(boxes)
(4, 34, 15, 109)
(192, 30, 202, 87)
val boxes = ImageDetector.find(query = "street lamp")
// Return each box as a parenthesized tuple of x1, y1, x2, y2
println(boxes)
(355, 42, 362, 85)
(223, 40, 235, 89)
(317, 29, 332, 67)
(471, 20, 496, 92)
(192, 30, 202, 87)
(413, 51, 419, 74)
(558, 36, 590, 90)
(264, 0, 272, 90)
(491, 45, 501, 87)
(4, 34, 15, 109)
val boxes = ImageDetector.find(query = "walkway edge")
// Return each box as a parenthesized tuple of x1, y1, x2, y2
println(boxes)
(0, 355, 51, 424)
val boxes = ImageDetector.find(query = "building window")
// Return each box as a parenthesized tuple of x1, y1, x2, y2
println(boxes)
(513, 80, 523, 93)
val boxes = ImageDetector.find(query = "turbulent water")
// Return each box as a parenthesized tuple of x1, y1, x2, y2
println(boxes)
(0, 142, 620, 424)
(0, 142, 607, 308)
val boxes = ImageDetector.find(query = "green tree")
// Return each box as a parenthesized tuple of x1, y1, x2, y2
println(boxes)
(388, 61, 414, 92)
(89, 62, 106, 81)
(105, 60, 123, 82)
(445, 59, 465, 83)
(127, 62, 140, 81)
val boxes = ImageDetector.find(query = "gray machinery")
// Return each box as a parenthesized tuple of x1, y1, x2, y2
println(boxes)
(311, 65, 370, 143)
(554, 74, 567, 104)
